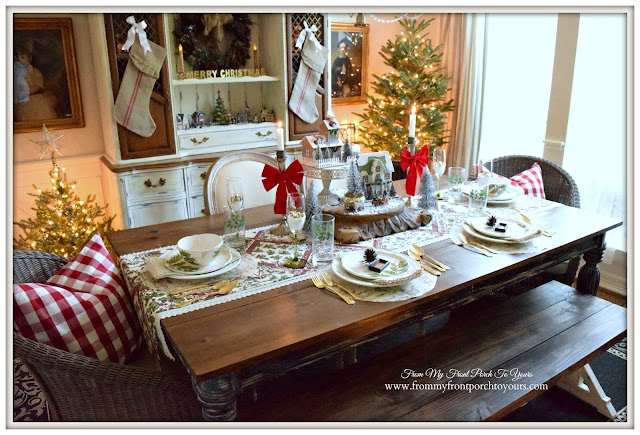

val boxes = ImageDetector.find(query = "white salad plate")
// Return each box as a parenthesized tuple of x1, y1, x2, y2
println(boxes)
(462, 222, 534, 244)
(462, 183, 524, 204)
(160, 246, 241, 280)
(331, 256, 419, 288)
(468, 217, 531, 240)
(339, 249, 420, 282)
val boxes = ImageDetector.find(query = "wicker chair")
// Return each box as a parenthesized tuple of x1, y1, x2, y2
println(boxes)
(487, 155, 581, 290)
(13, 250, 202, 422)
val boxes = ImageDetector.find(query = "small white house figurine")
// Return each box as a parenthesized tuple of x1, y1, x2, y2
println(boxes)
(319, 113, 341, 145)
(357, 151, 394, 198)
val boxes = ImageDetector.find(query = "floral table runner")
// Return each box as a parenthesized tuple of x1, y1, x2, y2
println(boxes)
(118, 194, 561, 364)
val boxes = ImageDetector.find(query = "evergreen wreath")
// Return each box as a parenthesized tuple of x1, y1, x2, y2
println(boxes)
(173, 13, 253, 71)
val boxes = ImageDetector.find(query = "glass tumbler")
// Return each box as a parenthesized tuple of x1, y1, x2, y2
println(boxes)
(448, 167, 466, 203)
(223, 205, 245, 249)
(468, 184, 489, 217)
(311, 214, 335, 265)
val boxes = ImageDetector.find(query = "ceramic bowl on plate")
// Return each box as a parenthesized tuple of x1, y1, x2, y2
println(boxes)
(176, 233, 224, 267)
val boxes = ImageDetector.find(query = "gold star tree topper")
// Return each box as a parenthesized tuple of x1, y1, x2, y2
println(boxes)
(30, 124, 64, 159)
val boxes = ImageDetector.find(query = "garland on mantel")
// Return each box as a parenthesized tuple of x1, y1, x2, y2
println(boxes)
(173, 13, 252, 71)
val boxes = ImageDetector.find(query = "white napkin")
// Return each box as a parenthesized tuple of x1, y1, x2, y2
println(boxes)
(144, 256, 175, 280)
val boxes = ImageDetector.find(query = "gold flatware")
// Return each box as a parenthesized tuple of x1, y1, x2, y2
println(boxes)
(309, 272, 355, 305)
(407, 250, 442, 275)
(510, 206, 554, 236)
(410, 244, 450, 270)
(169, 282, 215, 295)
(458, 233, 498, 255)
(408, 247, 447, 272)
(176, 294, 207, 308)
(449, 234, 493, 257)
(320, 272, 360, 301)
(173, 280, 230, 298)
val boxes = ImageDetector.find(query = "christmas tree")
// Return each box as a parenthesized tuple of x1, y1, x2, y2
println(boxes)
(14, 154, 115, 258)
(303, 181, 321, 233)
(212, 89, 229, 125)
(418, 168, 437, 211)
(342, 137, 353, 161)
(356, 18, 454, 160)
(346, 160, 364, 196)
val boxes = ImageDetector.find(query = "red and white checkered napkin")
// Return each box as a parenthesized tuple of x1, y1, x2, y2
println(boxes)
(13, 234, 142, 364)
(489, 162, 546, 199)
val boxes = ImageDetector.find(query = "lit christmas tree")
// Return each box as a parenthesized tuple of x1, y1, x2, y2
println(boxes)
(357, 18, 454, 160)
(13, 126, 115, 258)
(212, 89, 229, 125)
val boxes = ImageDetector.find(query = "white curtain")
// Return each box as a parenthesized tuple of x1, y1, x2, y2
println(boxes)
(440, 14, 487, 173)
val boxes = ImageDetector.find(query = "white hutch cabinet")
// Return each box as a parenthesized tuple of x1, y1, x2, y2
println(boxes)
(90, 13, 321, 229)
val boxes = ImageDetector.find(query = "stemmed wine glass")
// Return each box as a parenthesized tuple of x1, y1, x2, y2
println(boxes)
(433, 149, 446, 199)
(286, 192, 306, 263)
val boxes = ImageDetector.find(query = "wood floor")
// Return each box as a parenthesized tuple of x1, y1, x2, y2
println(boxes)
(596, 288, 626, 308)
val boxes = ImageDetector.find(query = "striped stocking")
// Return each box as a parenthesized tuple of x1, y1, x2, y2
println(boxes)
(113, 39, 166, 137)
(288, 32, 328, 124)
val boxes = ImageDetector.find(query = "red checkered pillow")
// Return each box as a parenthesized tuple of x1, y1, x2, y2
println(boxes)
(13, 234, 142, 364)
(483, 162, 546, 199)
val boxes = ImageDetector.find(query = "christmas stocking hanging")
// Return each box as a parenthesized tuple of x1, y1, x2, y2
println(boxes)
(113, 18, 166, 137)
(288, 21, 328, 124)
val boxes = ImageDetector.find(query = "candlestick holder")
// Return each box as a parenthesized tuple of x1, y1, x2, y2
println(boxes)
(405, 136, 417, 208)
(269, 151, 294, 237)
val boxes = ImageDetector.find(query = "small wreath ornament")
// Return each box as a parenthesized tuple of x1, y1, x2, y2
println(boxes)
(173, 13, 253, 71)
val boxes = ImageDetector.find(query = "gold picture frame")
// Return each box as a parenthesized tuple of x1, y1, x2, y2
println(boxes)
(13, 18, 84, 133)
(330, 23, 369, 106)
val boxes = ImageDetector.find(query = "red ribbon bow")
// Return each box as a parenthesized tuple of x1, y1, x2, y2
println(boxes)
(261, 159, 304, 214)
(400, 147, 430, 196)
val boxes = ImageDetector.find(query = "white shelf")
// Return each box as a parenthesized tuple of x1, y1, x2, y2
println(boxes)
(172, 76, 280, 86)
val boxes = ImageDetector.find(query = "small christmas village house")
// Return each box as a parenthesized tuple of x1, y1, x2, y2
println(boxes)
(301, 135, 337, 161)
(319, 116, 341, 145)
(357, 151, 394, 186)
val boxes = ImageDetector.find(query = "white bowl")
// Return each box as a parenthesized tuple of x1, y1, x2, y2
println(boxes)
(176, 233, 224, 267)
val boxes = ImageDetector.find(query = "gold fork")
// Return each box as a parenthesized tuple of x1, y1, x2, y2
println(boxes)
(449, 234, 493, 257)
(175, 280, 238, 308)
(459, 233, 498, 255)
(320, 271, 360, 301)
(309, 272, 355, 305)
(174, 280, 229, 298)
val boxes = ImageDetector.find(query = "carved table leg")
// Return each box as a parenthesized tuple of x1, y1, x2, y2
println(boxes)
(576, 235, 606, 295)
(193, 372, 239, 421)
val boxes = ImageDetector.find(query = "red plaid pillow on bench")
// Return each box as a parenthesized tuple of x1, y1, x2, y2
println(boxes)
(13, 234, 142, 364)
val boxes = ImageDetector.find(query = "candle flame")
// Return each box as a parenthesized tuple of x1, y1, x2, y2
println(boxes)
(278, 121, 282, 128)
(411, 104, 416, 115)
(253, 44, 257, 51)
(179, 44, 183, 52)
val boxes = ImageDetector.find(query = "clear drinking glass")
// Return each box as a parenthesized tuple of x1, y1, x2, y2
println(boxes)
(226, 177, 244, 212)
(433, 149, 446, 199)
(312, 214, 335, 265)
(468, 184, 489, 217)
(477, 159, 493, 186)
(286, 192, 305, 261)
(448, 167, 466, 203)
(223, 205, 245, 249)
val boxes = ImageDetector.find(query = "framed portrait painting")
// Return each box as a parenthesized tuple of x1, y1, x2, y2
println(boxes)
(330, 23, 369, 106)
(13, 18, 84, 133)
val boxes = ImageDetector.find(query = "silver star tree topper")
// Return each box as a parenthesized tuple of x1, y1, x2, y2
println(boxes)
(30, 124, 64, 159)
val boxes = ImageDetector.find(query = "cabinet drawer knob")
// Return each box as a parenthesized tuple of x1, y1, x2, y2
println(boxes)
(190, 137, 210, 145)
(144, 178, 167, 188)
(200, 172, 207, 180)
(201, 208, 206, 215)
(255, 130, 273, 137)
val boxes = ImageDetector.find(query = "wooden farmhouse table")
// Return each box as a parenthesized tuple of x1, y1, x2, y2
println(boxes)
(106, 184, 622, 422)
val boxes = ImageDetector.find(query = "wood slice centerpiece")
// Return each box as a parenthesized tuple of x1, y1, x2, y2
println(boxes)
(323, 197, 432, 243)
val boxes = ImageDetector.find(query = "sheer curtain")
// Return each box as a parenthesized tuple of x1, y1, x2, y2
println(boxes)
(562, 14, 627, 252)
(478, 14, 558, 162)
(440, 14, 486, 172)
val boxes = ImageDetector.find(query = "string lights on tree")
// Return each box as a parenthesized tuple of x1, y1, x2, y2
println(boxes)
(14, 125, 115, 257)
(357, 18, 453, 160)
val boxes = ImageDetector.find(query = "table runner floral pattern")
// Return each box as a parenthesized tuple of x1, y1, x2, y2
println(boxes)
(118, 194, 561, 364)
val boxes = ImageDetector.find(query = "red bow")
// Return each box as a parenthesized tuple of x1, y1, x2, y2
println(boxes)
(261, 159, 304, 214)
(400, 147, 430, 196)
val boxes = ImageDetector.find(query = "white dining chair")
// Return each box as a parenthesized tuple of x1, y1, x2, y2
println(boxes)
(203, 152, 279, 215)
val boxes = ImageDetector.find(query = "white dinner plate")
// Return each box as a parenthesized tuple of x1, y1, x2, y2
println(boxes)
(332, 257, 420, 288)
(340, 249, 420, 282)
(468, 217, 532, 240)
(164, 245, 233, 275)
(462, 222, 530, 244)
(160, 247, 241, 280)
